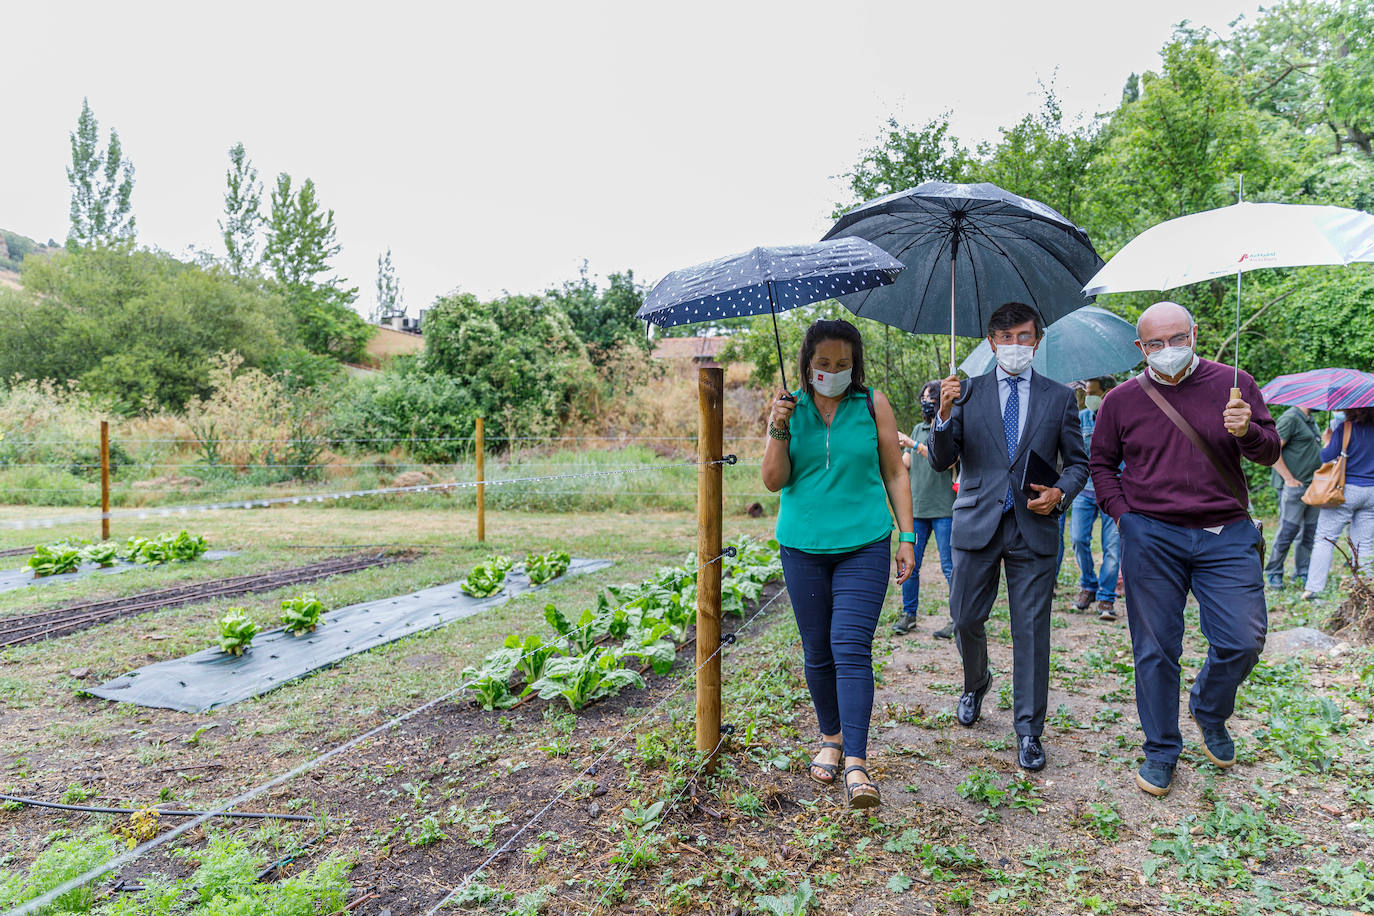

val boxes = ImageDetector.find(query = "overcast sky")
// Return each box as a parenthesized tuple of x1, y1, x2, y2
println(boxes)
(3, 0, 1259, 313)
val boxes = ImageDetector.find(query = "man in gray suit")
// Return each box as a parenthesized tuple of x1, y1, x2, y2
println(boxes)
(929, 302, 1089, 771)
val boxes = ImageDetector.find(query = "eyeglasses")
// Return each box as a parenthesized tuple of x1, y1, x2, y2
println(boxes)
(991, 332, 1038, 345)
(1140, 333, 1192, 354)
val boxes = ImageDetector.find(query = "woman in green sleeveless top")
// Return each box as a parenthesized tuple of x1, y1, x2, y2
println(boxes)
(762, 319, 915, 809)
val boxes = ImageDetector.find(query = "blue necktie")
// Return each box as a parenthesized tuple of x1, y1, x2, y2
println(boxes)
(1003, 376, 1020, 513)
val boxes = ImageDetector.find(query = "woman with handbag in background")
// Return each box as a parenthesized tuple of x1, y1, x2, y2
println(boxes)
(1302, 407, 1374, 599)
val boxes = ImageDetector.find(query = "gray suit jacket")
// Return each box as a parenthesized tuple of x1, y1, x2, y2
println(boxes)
(928, 370, 1088, 556)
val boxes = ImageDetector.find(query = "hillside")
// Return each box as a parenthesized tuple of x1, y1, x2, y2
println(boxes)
(0, 227, 59, 275)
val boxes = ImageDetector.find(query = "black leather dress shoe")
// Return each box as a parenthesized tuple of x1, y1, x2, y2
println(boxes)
(956, 676, 992, 727)
(1018, 735, 1046, 771)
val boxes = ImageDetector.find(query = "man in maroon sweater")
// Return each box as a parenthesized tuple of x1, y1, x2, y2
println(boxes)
(1090, 302, 1280, 797)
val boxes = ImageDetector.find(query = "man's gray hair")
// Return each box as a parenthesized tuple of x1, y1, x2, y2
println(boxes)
(1135, 301, 1196, 338)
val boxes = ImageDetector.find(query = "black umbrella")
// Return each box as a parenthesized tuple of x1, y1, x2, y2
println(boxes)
(636, 238, 904, 391)
(822, 182, 1104, 373)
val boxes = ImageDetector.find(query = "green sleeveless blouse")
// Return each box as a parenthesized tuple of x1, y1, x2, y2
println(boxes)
(776, 388, 893, 553)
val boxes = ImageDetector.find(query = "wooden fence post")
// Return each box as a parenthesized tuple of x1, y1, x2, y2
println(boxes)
(100, 420, 110, 542)
(696, 367, 724, 761)
(476, 417, 485, 543)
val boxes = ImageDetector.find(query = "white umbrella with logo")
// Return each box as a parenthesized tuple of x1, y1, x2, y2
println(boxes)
(1083, 195, 1374, 397)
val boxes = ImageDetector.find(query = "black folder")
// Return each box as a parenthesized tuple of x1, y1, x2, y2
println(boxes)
(1020, 449, 1060, 498)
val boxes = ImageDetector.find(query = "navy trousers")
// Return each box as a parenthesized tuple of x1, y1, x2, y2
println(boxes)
(1118, 513, 1267, 764)
(779, 538, 889, 759)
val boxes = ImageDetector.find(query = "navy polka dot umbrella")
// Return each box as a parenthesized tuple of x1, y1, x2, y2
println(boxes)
(636, 238, 904, 391)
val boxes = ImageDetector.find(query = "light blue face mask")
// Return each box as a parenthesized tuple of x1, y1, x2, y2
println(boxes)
(1332, 410, 1347, 431)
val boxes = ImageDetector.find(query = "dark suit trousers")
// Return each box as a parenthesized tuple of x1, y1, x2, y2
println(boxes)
(1118, 513, 1267, 764)
(951, 511, 1055, 737)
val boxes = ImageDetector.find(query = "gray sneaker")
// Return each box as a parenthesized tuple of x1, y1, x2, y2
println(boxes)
(932, 621, 955, 640)
(891, 614, 920, 635)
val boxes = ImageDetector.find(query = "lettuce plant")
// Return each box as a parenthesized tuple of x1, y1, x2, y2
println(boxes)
(460, 556, 514, 598)
(280, 594, 325, 636)
(217, 609, 259, 656)
(525, 550, 571, 585)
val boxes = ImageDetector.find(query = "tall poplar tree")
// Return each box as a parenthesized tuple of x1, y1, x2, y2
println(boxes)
(263, 173, 370, 361)
(373, 247, 403, 323)
(220, 142, 263, 275)
(66, 98, 136, 248)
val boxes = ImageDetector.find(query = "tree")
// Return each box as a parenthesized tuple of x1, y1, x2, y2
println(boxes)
(421, 292, 597, 440)
(975, 84, 1104, 224)
(837, 114, 975, 213)
(544, 263, 648, 365)
(1, 247, 289, 411)
(262, 173, 370, 362)
(373, 247, 403, 323)
(264, 174, 341, 286)
(1222, 0, 1374, 156)
(1084, 36, 1288, 253)
(220, 142, 263, 275)
(66, 98, 135, 249)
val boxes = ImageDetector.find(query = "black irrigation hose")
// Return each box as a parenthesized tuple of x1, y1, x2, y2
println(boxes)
(0, 794, 314, 821)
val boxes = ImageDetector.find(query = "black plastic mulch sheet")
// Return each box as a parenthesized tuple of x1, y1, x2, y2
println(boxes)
(0, 551, 238, 594)
(86, 558, 612, 712)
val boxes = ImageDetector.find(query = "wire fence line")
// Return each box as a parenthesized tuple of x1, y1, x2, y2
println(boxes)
(0, 434, 768, 447)
(587, 590, 798, 914)
(0, 459, 742, 532)
(5, 558, 787, 916)
(422, 585, 791, 915)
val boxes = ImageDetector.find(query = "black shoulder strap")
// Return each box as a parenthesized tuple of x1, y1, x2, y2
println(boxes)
(866, 387, 875, 419)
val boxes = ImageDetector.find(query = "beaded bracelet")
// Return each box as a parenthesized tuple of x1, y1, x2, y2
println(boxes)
(768, 425, 791, 441)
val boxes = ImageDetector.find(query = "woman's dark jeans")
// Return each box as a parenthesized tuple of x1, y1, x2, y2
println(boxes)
(779, 538, 890, 759)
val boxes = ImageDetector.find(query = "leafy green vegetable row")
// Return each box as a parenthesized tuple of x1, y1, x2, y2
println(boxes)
(26, 530, 208, 578)
(458, 550, 572, 597)
(217, 594, 326, 656)
(460, 536, 783, 712)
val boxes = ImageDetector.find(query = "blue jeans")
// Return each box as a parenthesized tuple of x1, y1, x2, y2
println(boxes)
(779, 538, 890, 759)
(1056, 511, 1067, 580)
(1071, 490, 1120, 602)
(1118, 513, 1266, 764)
(900, 516, 953, 616)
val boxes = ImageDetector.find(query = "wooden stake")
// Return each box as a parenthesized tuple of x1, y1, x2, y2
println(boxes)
(475, 417, 485, 543)
(100, 420, 110, 541)
(696, 367, 724, 762)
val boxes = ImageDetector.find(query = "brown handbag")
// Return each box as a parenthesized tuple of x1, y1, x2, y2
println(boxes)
(1302, 422, 1351, 508)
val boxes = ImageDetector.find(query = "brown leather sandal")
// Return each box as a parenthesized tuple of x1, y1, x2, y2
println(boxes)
(807, 740, 843, 786)
(843, 764, 881, 810)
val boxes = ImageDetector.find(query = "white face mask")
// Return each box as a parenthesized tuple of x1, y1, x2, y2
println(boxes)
(993, 343, 1035, 376)
(810, 366, 851, 398)
(1146, 344, 1194, 380)
(1084, 395, 1103, 412)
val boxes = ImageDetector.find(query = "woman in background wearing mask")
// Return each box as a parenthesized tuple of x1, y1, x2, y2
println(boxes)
(762, 319, 916, 809)
(892, 379, 957, 639)
(1302, 407, 1374, 600)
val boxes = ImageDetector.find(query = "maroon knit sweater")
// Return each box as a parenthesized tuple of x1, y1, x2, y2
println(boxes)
(1090, 359, 1280, 527)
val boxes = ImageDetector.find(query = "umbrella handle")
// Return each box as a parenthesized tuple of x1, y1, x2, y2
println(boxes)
(1230, 387, 1242, 402)
(767, 281, 793, 395)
